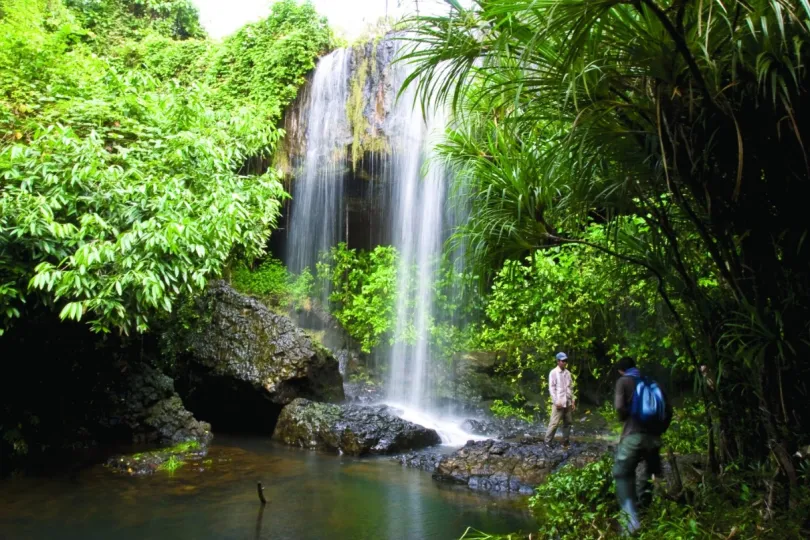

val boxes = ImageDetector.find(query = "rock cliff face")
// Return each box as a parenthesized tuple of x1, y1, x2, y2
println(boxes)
(273, 398, 441, 455)
(272, 35, 404, 256)
(178, 281, 344, 433)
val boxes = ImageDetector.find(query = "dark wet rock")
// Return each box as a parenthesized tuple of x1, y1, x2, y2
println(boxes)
(99, 361, 212, 477)
(102, 361, 212, 447)
(460, 417, 544, 440)
(393, 449, 445, 473)
(433, 439, 607, 494)
(274, 398, 441, 455)
(178, 281, 344, 432)
(0, 309, 211, 476)
(105, 440, 209, 476)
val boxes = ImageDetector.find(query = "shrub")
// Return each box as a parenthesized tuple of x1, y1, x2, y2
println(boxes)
(528, 454, 618, 539)
(230, 257, 312, 309)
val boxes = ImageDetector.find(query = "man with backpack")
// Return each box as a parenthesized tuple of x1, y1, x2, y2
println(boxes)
(613, 357, 672, 535)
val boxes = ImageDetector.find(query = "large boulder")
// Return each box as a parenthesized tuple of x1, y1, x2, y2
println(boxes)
(274, 398, 441, 455)
(178, 281, 344, 432)
(432, 439, 606, 494)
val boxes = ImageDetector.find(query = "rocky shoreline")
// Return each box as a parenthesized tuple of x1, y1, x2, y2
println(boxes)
(394, 439, 608, 494)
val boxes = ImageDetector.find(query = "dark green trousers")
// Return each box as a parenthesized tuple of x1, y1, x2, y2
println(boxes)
(612, 433, 662, 534)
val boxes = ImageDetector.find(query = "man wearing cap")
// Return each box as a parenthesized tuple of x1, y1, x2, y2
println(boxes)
(544, 352, 576, 446)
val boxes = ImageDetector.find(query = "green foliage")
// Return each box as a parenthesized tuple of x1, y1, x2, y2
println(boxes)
(662, 400, 709, 456)
(0, 0, 330, 335)
(317, 243, 398, 353)
(489, 397, 535, 423)
(209, 0, 334, 119)
(232, 258, 291, 302)
(348, 365, 377, 386)
(528, 454, 617, 539)
(597, 400, 623, 438)
(476, 226, 693, 400)
(634, 469, 810, 539)
(157, 454, 184, 473)
(169, 439, 199, 453)
(402, 0, 810, 476)
(66, 0, 206, 42)
(519, 453, 810, 539)
(231, 257, 313, 310)
(114, 33, 213, 83)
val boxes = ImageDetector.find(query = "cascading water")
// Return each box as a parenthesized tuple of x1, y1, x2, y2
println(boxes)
(282, 39, 482, 445)
(382, 53, 482, 446)
(285, 49, 351, 291)
(385, 83, 444, 408)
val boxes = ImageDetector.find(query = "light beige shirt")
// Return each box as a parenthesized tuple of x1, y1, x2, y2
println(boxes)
(548, 366, 574, 408)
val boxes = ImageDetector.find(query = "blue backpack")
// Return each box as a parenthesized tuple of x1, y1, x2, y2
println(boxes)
(630, 376, 669, 434)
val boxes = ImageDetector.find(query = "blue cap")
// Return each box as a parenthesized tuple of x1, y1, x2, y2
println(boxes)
(556, 352, 568, 361)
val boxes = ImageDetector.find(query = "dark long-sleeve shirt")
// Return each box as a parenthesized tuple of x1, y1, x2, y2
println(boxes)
(614, 374, 672, 440)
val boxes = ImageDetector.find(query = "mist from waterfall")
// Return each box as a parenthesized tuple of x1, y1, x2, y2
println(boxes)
(285, 49, 351, 291)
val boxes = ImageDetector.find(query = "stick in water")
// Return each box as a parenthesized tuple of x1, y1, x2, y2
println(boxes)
(257, 481, 267, 505)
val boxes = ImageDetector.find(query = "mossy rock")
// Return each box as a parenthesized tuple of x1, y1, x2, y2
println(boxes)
(178, 281, 344, 432)
(105, 440, 209, 476)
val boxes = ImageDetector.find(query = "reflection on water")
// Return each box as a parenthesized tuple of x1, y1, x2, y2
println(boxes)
(0, 437, 534, 540)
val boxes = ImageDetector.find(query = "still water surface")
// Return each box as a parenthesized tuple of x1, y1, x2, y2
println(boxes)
(0, 437, 534, 539)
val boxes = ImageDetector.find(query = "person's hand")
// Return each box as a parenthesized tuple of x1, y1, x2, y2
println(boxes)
(571, 401, 577, 412)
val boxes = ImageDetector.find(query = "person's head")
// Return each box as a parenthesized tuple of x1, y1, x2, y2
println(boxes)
(616, 356, 636, 376)
(555, 352, 568, 370)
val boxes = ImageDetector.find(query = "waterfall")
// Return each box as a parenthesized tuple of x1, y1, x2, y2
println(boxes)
(385, 77, 445, 408)
(282, 39, 481, 445)
(285, 49, 351, 286)
(382, 51, 481, 446)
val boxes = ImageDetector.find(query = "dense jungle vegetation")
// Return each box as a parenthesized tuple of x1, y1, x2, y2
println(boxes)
(0, 0, 334, 335)
(2, 0, 810, 537)
(0, 0, 333, 468)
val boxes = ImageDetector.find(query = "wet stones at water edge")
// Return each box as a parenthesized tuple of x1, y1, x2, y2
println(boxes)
(177, 281, 344, 432)
(432, 439, 607, 494)
(392, 449, 445, 473)
(273, 398, 441, 456)
(102, 361, 213, 476)
(460, 417, 544, 440)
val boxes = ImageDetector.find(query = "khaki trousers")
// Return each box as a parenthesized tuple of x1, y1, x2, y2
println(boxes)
(544, 405, 573, 444)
